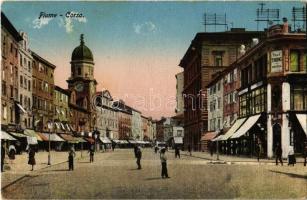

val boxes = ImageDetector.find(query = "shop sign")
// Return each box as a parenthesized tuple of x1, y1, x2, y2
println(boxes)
(271, 50, 283, 73)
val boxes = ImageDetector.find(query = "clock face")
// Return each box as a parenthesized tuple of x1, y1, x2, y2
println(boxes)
(75, 82, 84, 92)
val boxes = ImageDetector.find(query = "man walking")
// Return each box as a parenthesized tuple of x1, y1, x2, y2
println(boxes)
(188, 144, 192, 156)
(89, 145, 94, 163)
(275, 143, 283, 166)
(68, 147, 76, 171)
(175, 146, 180, 158)
(160, 148, 170, 179)
(136, 146, 142, 169)
(1, 144, 5, 172)
(255, 142, 261, 162)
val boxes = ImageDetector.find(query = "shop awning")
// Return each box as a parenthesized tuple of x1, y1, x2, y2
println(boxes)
(220, 118, 246, 141)
(296, 114, 307, 136)
(54, 122, 61, 130)
(9, 132, 27, 138)
(59, 134, 79, 143)
(69, 125, 75, 132)
(174, 136, 183, 144)
(212, 135, 224, 141)
(41, 133, 65, 142)
(66, 124, 71, 132)
(24, 129, 42, 141)
(75, 137, 87, 143)
(60, 123, 66, 131)
(16, 103, 27, 114)
(1, 130, 16, 140)
(27, 136, 38, 145)
(100, 137, 112, 144)
(112, 139, 120, 144)
(201, 132, 217, 141)
(36, 133, 49, 141)
(128, 140, 137, 144)
(85, 137, 95, 144)
(119, 140, 129, 144)
(231, 114, 261, 139)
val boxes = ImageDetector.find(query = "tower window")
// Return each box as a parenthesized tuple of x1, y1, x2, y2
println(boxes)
(77, 67, 81, 75)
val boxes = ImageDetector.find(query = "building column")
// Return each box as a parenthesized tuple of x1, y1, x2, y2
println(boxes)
(267, 84, 273, 158)
(282, 82, 291, 158)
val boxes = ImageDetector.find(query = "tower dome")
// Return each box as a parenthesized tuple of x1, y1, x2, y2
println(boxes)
(71, 34, 93, 62)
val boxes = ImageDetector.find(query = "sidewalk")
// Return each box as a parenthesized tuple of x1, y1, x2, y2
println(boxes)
(1, 150, 87, 189)
(172, 150, 306, 165)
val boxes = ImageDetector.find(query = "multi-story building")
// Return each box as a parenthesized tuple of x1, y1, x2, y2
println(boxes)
(175, 72, 184, 115)
(53, 86, 70, 133)
(179, 28, 264, 151)
(141, 115, 149, 141)
(114, 100, 132, 140)
(18, 31, 32, 130)
(147, 118, 156, 141)
(131, 109, 142, 140)
(96, 90, 118, 139)
(32, 52, 55, 132)
(1, 12, 22, 130)
(67, 34, 97, 133)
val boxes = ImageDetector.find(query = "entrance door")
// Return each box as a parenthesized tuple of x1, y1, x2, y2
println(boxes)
(273, 123, 281, 151)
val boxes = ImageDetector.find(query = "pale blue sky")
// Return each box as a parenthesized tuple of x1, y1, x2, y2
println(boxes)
(1, 1, 305, 119)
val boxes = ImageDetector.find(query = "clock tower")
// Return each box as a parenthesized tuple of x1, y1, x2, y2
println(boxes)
(67, 34, 97, 131)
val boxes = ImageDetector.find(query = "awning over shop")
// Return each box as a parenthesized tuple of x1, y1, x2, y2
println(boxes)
(60, 123, 66, 131)
(36, 133, 49, 141)
(69, 125, 75, 132)
(16, 103, 27, 114)
(231, 114, 261, 139)
(201, 132, 217, 141)
(128, 140, 137, 144)
(118, 140, 129, 144)
(59, 134, 79, 143)
(75, 137, 87, 143)
(220, 118, 246, 141)
(100, 137, 112, 144)
(212, 135, 224, 141)
(112, 139, 121, 144)
(54, 122, 61, 130)
(27, 136, 38, 145)
(9, 132, 27, 138)
(85, 137, 95, 144)
(296, 114, 307, 136)
(174, 136, 183, 144)
(41, 133, 65, 142)
(24, 129, 42, 141)
(1, 130, 16, 140)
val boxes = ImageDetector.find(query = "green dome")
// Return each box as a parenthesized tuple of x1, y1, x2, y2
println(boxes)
(71, 34, 93, 61)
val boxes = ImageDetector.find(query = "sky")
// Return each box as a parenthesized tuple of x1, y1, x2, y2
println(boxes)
(1, 1, 305, 119)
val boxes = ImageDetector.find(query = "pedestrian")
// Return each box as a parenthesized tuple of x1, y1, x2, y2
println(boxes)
(160, 148, 170, 179)
(28, 147, 36, 171)
(275, 143, 283, 166)
(175, 146, 180, 158)
(188, 144, 192, 156)
(255, 142, 261, 162)
(1, 144, 5, 172)
(89, 145, 94, 163)
(287, 146, 296, 166)
(304, 141, 307, 166)
(154, 146, 158, 154)
(68, 147, 76, 171)
(209, 142, 214, 157)
(8, 144, 16, 164)
(136, 146, 142, 169)
(134, 145, 138, 158)
(112, 143, 116, 151)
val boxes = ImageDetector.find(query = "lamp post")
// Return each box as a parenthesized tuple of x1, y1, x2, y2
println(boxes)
(216, 129, 220, 161)
(80, 131, 84, 158)
(47, 121, 53, 165)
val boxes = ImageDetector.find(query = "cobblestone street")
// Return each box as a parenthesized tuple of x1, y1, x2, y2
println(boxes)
(1, 149, 306, 199)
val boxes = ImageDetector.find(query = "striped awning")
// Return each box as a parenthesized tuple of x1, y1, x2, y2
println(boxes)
(59, 134, 79, 143)
(41, 133, 65, 142)
(24, 129, 42, 141)
(9, 132, 27, 138)
(1, 130, 16, 140)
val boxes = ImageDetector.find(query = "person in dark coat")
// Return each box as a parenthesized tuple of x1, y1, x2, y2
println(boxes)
(175, 146, 180, 158)
(209, 142, 214, 157)
(188, 145, 192, 156)
(68, 148, 76, 171)
(136, 146, 142, 169)
(89, 145, 95, 163)
(275, 143, 283, 166)
(28, 147, 36, 171)
(134, 145, 138, 158)
(255, 142, 261, 162)
(287, 147, 296, 166)
(160, 148, 170, 179)
(304, 141, 307, 166)
(1, 144, 5, 172)
(154, 146, 158, 154)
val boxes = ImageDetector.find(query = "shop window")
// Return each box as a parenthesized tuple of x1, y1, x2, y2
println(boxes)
(291, 86, 305, 110)
(290, 51, 299, 72)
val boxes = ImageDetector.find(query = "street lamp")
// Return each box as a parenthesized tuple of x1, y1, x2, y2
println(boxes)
(47, 121, 53, 165)
(80, 131, 84, 158)
(216, 129, 220, 161)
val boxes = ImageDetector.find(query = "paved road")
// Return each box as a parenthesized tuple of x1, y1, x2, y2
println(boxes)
(2, 149, 307, 199)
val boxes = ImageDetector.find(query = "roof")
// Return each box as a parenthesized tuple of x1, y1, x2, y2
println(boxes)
(31, 51, 56, 69)
(71, 34, 93, 62)
(1, 12, 23, 41)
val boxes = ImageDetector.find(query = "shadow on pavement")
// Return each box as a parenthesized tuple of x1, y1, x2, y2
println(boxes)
(47, 169, 70, 172)
(144, 177, 162, 181)
(269, 170, 307, 180)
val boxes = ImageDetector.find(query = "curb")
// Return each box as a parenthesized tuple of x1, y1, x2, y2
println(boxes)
(1, 155, 88, 190)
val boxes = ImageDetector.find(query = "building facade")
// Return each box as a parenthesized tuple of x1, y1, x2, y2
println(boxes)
(1, 12, 23, 130)
(53, 86, 70, 133)
(179, 29, 265, 151)
(18, 31, 33, 129)
(175, 71, 184, 115)
(32, 52, 55, 132)
(131, 109, 142, 140)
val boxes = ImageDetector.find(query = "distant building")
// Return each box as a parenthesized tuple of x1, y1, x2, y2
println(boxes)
(53, 86, 70, 133)
(114, 100, 132, 140)
(131, 109, 142, 140)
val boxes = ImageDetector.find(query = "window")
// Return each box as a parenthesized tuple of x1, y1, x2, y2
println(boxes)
(28, 61, 31, 72)
(78, 67, 81, 75)
(291, 86, 307, 110)
(20, 76, 23, 87)
(2, 104, 7, 120)
(20, 54, 23, 66)
(213, 52, 223, 66)
(28, 80, 31, 91)
(2, 81, 7, 96)
(290, 51, 299, 72)
(217, 97, 221, 109)
(20, 94, 23, 106)
(10, 85, 13, 98)
(10, 43, 13, 53)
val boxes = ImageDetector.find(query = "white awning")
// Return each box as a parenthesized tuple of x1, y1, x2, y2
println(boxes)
(42, 133, 65, 142)
(55, 122, 61, 130)
(16, 103, 27, 114)
(66, 124, 71, 132)
(27, 136, 38, 145)
(296, 114, 307, 136)
(100, 137, 112, 144)
(231, 114, 261, 139)
(220, 118, 246, 140)
(174, 136, 183, 144)
(1, 130, 16, 140)
(212, 135, 224, 141)
(60, 123, 66, 130)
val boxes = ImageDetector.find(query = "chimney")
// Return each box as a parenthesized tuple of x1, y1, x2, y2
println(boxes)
(282, 17, 289, 33)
